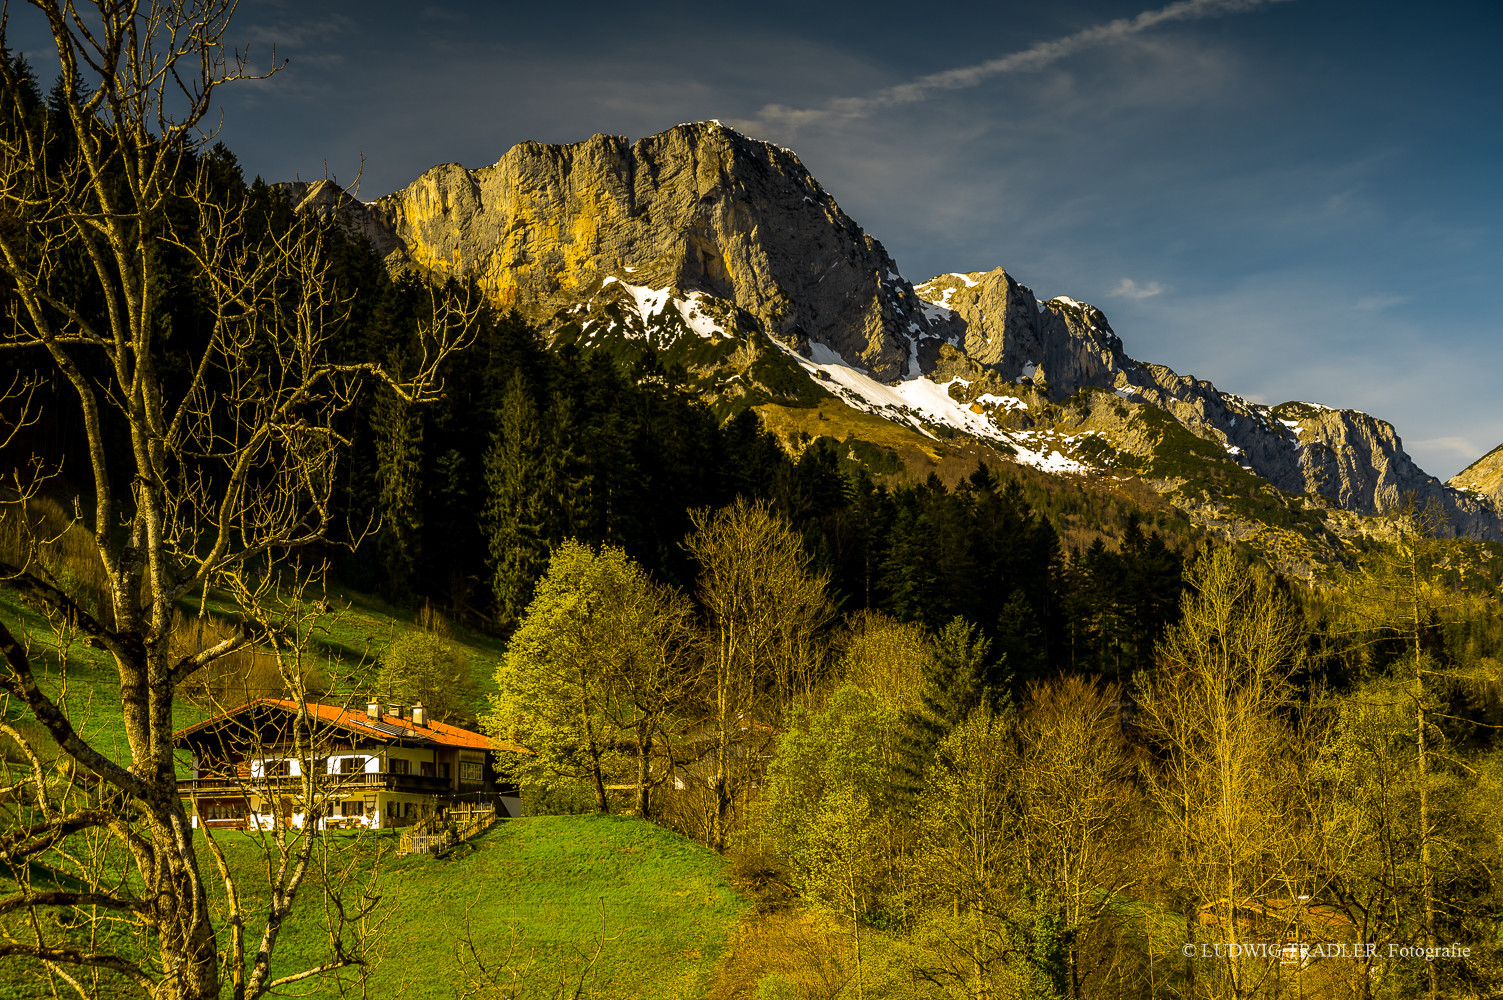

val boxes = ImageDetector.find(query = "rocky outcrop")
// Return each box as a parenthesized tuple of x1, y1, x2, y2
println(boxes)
(367, 122, 939, 380)
(908, 273, 1498, 536)
(912, 270, 1125, 395)
(1450, 444, 1503, 507)
(276, 180, 407, 263)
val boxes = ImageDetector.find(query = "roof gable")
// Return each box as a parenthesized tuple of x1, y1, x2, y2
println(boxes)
(174, 698, 513, 752)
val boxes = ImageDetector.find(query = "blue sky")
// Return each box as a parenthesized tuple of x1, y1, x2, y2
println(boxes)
(11, 0, 1502, 478)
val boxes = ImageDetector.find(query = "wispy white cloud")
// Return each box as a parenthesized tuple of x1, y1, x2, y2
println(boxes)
(1411, 436, 1487, 468)
(1110, 278, 1168, 299)
(1354, 293, 1407, 311)
(736, 0, 1293, 133)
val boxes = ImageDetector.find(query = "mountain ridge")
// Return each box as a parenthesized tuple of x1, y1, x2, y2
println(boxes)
(288, 121, 1503, 546)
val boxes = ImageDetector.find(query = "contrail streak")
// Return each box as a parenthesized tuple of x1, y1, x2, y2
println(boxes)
(741, 0, 1293, 131)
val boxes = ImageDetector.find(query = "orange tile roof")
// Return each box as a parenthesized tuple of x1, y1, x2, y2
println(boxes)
(174, 697, 523, 753)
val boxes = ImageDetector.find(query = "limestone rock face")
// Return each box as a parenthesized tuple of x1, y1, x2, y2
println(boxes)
(370, 122, 932, 379)
(912, 270, 1125, 395)
(1255, 405, 1503, 536)
(906, 274, 1497, 535)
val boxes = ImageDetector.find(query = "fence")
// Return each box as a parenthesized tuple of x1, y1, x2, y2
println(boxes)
(397, 804, 498, 855)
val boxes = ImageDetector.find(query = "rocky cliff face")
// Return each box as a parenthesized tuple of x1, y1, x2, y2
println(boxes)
(905, 270, 1498, 536)
(912, 270, 1126, 396)
(318, 121, 1501, 541)
(366, 121, 942, 380)
(276, 180, 407, 262)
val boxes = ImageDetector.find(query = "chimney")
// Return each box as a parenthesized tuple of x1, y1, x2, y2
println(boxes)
(387, 703, 403, 720)
(366, 700, 380, 720)
(411, 703, 426, 728)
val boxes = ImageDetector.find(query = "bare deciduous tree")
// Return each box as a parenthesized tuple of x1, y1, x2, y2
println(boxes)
(1136, 546, 1306, 1000)
(1010, 675, 1144, 999)
(0, 3, 472, 996)
(684, 497, 833, 853)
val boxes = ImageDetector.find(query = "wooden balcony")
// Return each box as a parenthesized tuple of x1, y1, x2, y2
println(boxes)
(178, 771, 454, 796)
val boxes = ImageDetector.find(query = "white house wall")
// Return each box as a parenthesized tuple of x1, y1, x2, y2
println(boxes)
(249, 757, 304, 778)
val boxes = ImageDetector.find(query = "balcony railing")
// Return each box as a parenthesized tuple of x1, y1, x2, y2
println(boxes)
(178, 771, 455, 796)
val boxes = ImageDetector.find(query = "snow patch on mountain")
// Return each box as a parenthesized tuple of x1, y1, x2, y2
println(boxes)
(678, 291, 728, 338)
(912, 276, 961, 322)
(599, 277, 728, 339)
(976, 394, 1028, 412)
(792, 341, 1088, 475)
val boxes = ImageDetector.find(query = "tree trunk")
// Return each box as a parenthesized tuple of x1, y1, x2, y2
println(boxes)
(1418, 697, 1438, 1000)
(1413, 579, 1438, 1000)
(712, 736, 731, 853)
(635, 732, 652, 818)
(1225, 864, 1243, 999)
(145, 730, 223, 999)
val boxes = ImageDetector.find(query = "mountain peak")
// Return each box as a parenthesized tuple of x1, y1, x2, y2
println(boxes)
(299, 130, 1502, 543)
(370, 123, 922, 378)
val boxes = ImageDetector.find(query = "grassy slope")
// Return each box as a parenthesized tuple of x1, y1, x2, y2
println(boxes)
(755, 396, 1208, 556)
(0, 588, 158, 766)
(364, 815, 744, 999)
(0, 815, 745, 1000)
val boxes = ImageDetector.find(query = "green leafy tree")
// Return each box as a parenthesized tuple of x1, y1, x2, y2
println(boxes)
(762, 684, 900, 1000)
(1135, 546, 1306, 1000)
(911, 706, 1016, 996)
(1008, 675, 1143, 999)
(912, 678, 1141, 1000)
(376, 631, 473, 724)
(1302, 682, 1448, 999)
(484, 539, 692, 814)
(899, 616, 998, 795)
(837, 610, 931, 712)
(1329, 503, 1495, 999)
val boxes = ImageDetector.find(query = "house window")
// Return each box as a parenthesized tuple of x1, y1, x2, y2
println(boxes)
(389, 758, 410, 776)
(420, 761, 435, 777)
(459, 761, 483, 783)
(261, 759, 291, 777)
(439, 763, 450, 779)
(338, 756, 364, 775)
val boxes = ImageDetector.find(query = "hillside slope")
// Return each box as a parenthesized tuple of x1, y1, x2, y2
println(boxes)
(0, 815, 743, 1000)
